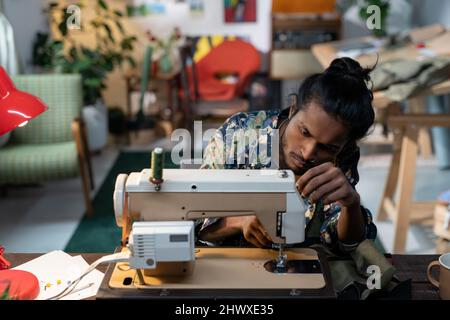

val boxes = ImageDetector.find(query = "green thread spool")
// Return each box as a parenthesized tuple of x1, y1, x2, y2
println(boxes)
(150, 147, 164, 188)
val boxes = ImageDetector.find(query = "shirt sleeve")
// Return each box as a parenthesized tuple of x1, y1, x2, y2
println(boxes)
(319, 203, 378, 253)
(319, 143, 378, 252)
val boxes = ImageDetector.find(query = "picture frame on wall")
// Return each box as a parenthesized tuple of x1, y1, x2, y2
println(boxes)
(224, 0, 257, 23)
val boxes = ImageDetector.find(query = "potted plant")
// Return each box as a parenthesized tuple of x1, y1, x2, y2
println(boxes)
(32, 0, 137, 151)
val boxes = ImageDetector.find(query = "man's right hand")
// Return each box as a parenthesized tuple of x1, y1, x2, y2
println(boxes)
(238, 216, 273, 248)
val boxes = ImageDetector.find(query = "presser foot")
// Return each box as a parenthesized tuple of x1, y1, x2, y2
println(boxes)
(265, 244, 322, 274)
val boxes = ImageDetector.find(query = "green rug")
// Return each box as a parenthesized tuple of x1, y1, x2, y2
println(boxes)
(65, 151, 179, 253)
(65, 151, 385, 253)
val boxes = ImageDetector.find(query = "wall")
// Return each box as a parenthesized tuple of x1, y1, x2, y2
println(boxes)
(130, 0, 272, 53)
(4, 0, 450, 109)
(2, 0, 52, 72)
(410, 0, 450, 28)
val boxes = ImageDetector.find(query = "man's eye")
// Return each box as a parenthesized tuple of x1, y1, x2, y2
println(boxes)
(300, 128, 309, 136)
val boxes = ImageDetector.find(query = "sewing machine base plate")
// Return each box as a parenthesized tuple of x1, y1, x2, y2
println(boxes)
(97, 247, 336, 299)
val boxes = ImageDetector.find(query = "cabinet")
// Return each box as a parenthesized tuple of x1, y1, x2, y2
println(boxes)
(270, 13, 341, 80)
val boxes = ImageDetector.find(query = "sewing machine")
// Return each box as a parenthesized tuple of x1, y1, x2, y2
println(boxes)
(97, 150, 335, 299)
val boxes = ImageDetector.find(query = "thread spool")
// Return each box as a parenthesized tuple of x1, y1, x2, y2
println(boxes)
(150, 147, 164, 190)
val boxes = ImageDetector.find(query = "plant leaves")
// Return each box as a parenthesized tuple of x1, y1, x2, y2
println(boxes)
(115, 21, 125, 35)
(58, 21, 68, 37)
(98, 0, 108, 10)
(103, 23, 115, 44)
(84, 78, 103, 88)
(73, 59, 93, 72)
(126, 56, 136, 68)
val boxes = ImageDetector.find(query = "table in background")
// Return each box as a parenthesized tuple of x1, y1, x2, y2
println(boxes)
(312, 27, 450, 253)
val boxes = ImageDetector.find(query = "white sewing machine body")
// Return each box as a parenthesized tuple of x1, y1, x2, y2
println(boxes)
(114, 169, 307, 274)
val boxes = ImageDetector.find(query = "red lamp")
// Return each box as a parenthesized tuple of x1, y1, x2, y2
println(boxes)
(0, 67, 45, 299)
(0, 66, 48, 136)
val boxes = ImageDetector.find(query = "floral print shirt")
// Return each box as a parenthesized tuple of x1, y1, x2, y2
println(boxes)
(198, 109, 377, 253)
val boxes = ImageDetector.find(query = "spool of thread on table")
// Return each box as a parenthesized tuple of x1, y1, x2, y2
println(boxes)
(150, 147, 164, 190)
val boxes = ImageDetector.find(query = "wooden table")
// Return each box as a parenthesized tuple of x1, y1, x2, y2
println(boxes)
(311, 29, 450, 253)
(4, 253, 441, 300)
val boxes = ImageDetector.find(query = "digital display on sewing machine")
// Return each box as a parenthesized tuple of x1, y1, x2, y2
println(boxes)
(170, 234, 189, 242)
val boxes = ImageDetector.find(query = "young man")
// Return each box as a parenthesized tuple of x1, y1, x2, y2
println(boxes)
(197, 57, 377, 254)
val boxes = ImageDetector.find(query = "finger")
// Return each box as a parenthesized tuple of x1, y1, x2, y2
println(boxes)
(247, 234, 265, 248)
(252, 229, 272, 247)
(301, 167, 341, 198)
(309, 175, 347, 203)
(296, 162, 334, 194)
(322, 187, 348, 205)
(253, 218, 273, 242)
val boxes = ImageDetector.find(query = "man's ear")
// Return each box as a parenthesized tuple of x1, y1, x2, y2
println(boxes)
(288, 94, 298, 120)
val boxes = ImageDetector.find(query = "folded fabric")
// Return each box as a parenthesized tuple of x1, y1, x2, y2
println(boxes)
(371, 57, 450, 101)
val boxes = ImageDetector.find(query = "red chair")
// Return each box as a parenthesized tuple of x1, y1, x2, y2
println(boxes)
(179, 39, 261, 125)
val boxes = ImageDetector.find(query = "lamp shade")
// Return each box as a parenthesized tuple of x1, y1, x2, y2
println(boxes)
(0, 66, 48, 135)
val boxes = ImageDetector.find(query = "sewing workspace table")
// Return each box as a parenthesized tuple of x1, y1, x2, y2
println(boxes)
(4, 252, 441, 300)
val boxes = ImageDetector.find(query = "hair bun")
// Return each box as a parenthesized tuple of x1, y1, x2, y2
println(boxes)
(326, 57, 373, 83)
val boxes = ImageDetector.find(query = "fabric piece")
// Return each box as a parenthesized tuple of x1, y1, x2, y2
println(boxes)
(371, 57, 450, 101)
(313, 240, 402, 300)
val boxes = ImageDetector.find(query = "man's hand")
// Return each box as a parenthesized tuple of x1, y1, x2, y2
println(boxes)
(296, 162, 359, 208)
(239, 216, 273, 248)
(296, 162, 366, 243)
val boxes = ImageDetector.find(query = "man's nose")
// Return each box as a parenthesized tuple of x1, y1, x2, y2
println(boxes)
(302, 140, 318, 161)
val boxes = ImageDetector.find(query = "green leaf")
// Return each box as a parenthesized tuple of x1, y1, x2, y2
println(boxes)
(98, 0, 108, 10)
(69, 47, 78, 60)
(73, 59, 93, 72)
(103, 23, 115, 44)
(113, 10, 123, 17)
(126, 56, 136, 68)
(91, 20, 101, 28)
(58, 21, 68, 37)
(84, 78, 103, 88)
(115, 21, 125, 35)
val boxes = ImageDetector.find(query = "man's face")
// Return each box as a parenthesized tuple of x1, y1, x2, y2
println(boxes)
(281, 102, 349, 175)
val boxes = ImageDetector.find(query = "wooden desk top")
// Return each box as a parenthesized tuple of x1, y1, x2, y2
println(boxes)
(4, 252, 440, 300)
(311, 34, 450, 109)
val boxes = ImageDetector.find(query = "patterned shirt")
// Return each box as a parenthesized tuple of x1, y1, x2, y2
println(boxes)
(198, 108, 377, 253)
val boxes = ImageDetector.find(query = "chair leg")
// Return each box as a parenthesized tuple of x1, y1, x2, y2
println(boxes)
(80, 120, 95, 190)
(78, 157, 94, 217)
(72, 118, 94, 217)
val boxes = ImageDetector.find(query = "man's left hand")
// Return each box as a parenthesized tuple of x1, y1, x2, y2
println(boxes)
(296, 162, 360, 208)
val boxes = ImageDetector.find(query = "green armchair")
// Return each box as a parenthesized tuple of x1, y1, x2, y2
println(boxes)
(0, 74, 94, 216)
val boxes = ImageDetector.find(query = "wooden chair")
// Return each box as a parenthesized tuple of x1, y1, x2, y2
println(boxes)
(178, 39, 259, 130)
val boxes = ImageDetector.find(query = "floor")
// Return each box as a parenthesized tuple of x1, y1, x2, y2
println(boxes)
(1, 126, 449, 254)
